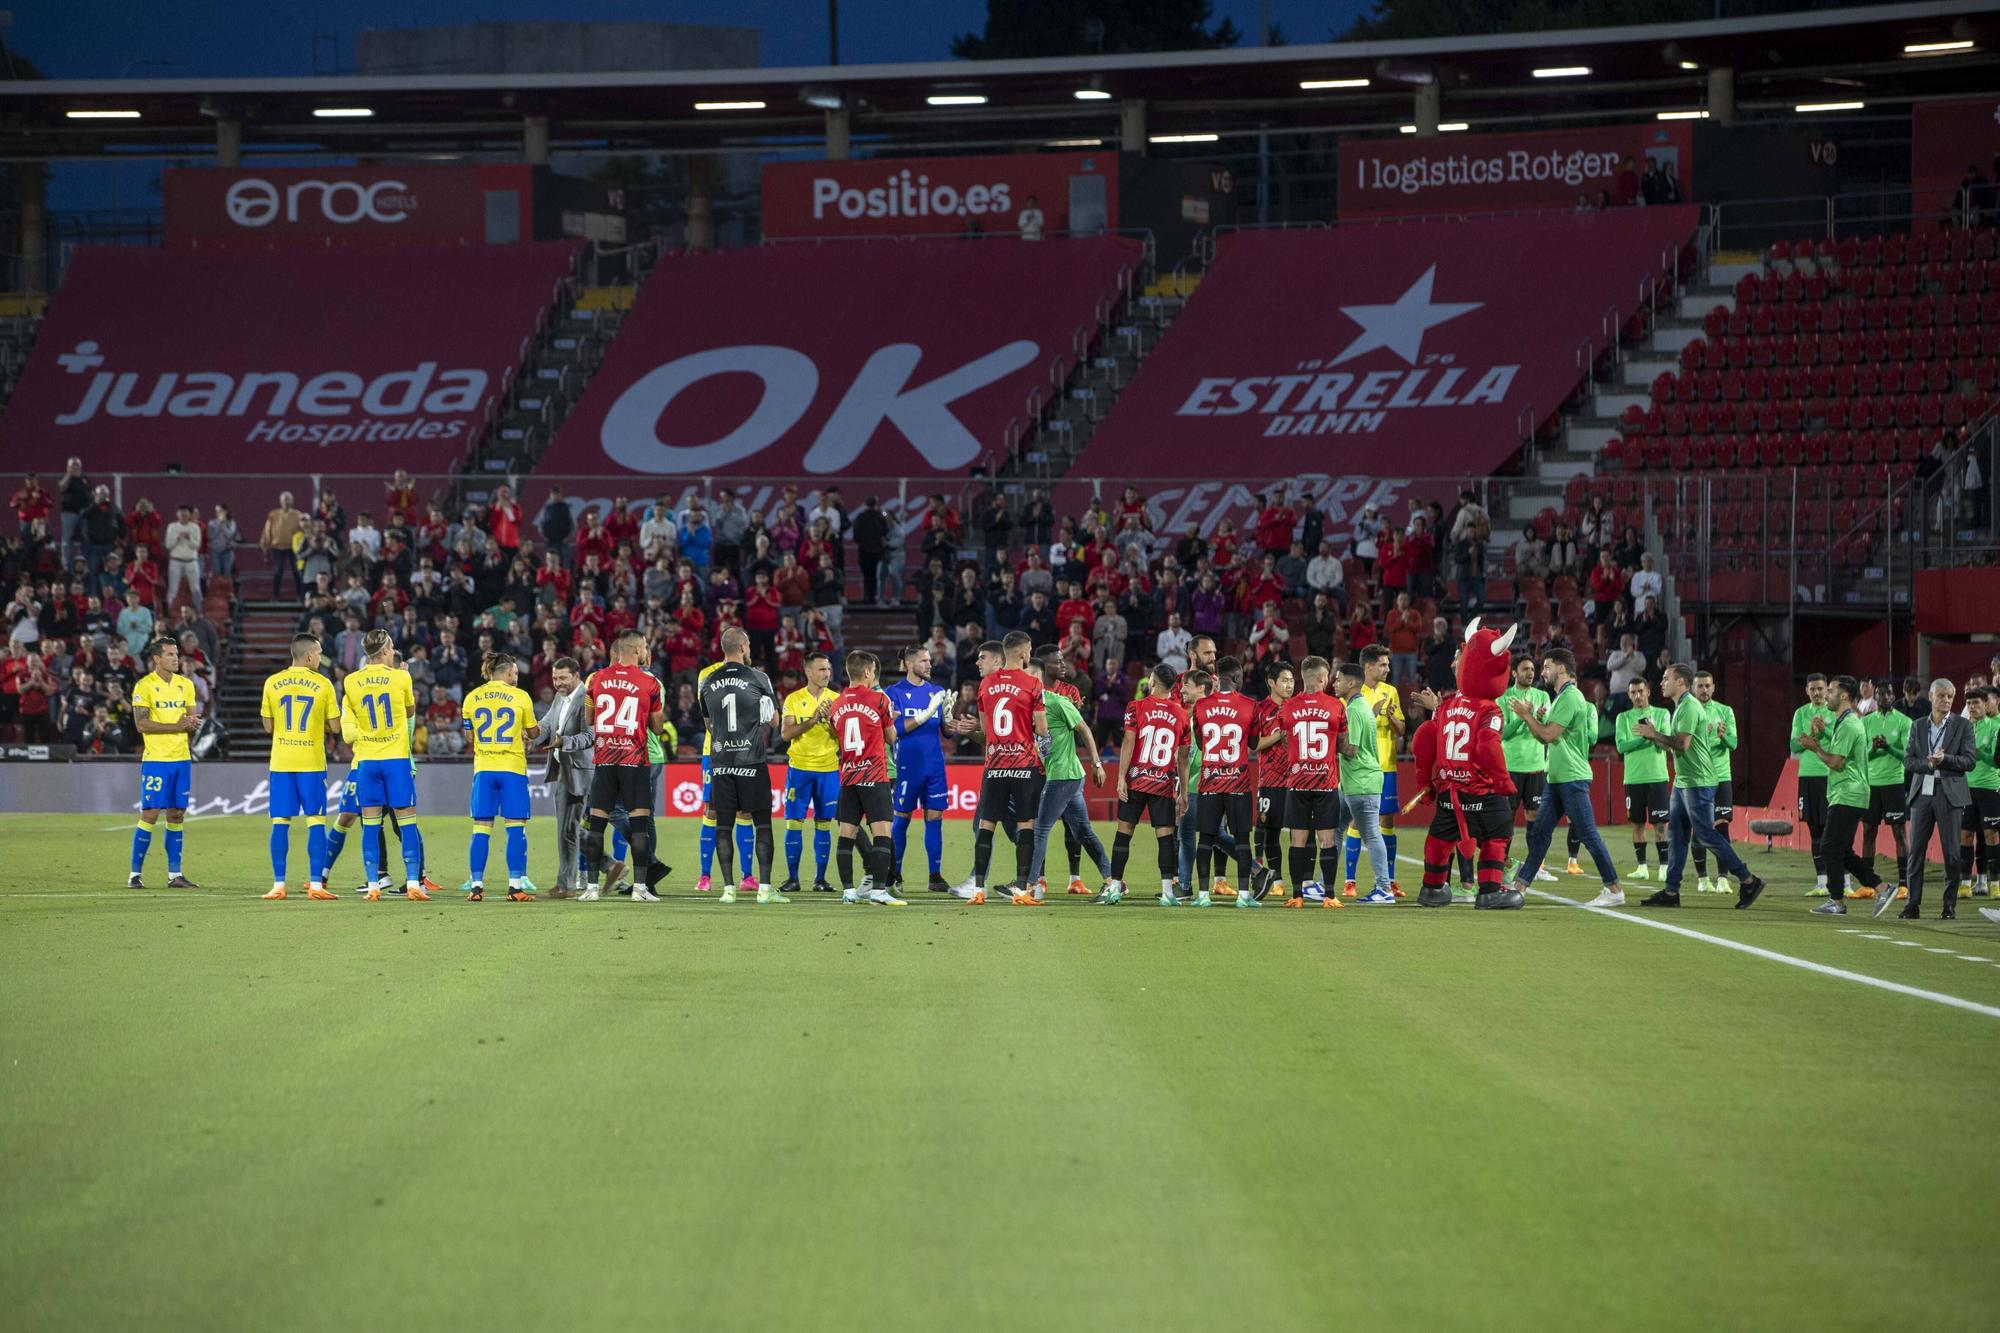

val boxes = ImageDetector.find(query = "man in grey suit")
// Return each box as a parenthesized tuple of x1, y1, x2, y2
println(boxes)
(538, 656, 594, 899)
(1884, 678, 1977, 920)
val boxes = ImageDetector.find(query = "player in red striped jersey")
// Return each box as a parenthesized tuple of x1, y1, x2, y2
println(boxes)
(828, 650, 905, 906)
(1192, 658, 1261, 908)
(946, 631, 1048, 903)
(1278, 656, 1349, 906)
(1099, 662, 1190, 905)
(1251, 660, 1296, 900)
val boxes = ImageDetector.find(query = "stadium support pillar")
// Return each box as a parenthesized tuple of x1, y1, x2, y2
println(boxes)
(523, 115, 551, 165)
(1120, 99, 1147, 154)
(825, 107, 851, 161)
(687, 157, 715, 252)
(216, 118, 242, 168)
(1414, 84, 1442, 137)
(17, 163, 45, 300)
(1707, 67, 1736, 126)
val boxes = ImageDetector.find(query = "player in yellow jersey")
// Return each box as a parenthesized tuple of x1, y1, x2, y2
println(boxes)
(259, 633, 340, 900)
(696, 657, 757, 892)
(779, 651, 842, 892)
(340, 628, 428, 901)
(460, 650, 541, 901)
(1344, 643, 1407, 896)
(128, 637, 202, 889)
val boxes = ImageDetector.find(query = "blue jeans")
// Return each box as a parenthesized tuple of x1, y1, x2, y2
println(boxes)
(1518, 779, 1619, 886)
(1665, 784, 1748, 891)
(1342, 790, 1391, 890)
(1027, 777, 1108, 884)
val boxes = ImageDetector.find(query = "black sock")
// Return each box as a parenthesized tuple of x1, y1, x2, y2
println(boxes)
(1457, 851, 1474, 885)
(973, 827, 995, 885)
(1693, 840, 1708, 874)
(754, 824, 773, 882)
(1065, 825, 1082, 877)
(628, 816, 654, 886)
(1259, 819, 1280, 869)
(1156, 832, 1177, 886)
(1289, 844, 1315, 890)
(1861, 823, 1878, 881)
(866, 839, 892, 889)
(1891, 827, 1908, 881)
(583, 817, 608, 884)
(1195, 837, 1215, 888)
(1014, 824, 1033, 888)
(1235, 834, 1256, 886)
(1321, 842, 1344, 887)
(1809, 825, 1826, 879)
(1566, 827, 1580, 858)
(1111, 830, 1132, 881)
(1633, 839, 1647, 867)
(1655, 839, 1669, 868)
(837, 834, 856, 890)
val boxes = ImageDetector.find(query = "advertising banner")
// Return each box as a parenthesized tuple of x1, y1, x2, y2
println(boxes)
(1075, 208, 1698, 481)
(540, 236, 1140, 480)
(761, 152, 1117, 238)
(1340, 122, 1693, 218)
(165, 165, 535, 246)
(2, 242, 578, 522)
(1912, 97, 2000, 223)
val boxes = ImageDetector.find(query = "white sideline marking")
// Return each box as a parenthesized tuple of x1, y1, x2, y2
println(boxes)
(1395, 854, 2000, 1021)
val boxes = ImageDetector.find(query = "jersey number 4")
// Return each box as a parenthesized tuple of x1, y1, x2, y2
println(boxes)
(596, 695, 643, 735)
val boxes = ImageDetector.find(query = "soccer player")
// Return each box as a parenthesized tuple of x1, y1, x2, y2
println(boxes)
(1795, 674, 1884, 916)
(578, 630, 668, 903)
(1250, 660, 1295, 900)
(779, 652, 842, 894)
(1506, 649, 1623, 906)
(1037, 648, 1096, 896)
(1099, 660, 1190, 905)
(340, 629, 428, 900)
(1343, 643, 1405, 897)
(1790, 673, 1835, 893)
(701, 627, 782, 903)
(1614, 678, 1672, 881)
(1023, 657, 1111, 899)
(260, 633, 338, 900)
(828, 650, 905, 906)
(947, 633, 1049, 903)
(695, 657, 759, 894)
(462, 651, 541, 902)
(1191, 658, 1259, 908)
(884, 644, 952, 893)
(1968, 687, 2000, 895)
(1332, 662, 1392, 903)
(1281, 656, 1348, 907)
(1633, 663, 1765, 910)
(1690, 670, 1742, 894)
(1497, 654, 1558, 885)
(1858, 676, 1911, 900)
(128, 637, 202, 889)
(602, 707, 675, 897)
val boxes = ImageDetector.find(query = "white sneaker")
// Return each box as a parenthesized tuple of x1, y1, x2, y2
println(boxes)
(867, 888, 907, 906)
(1695, 876, 1715, 894)
(1629, 865, 1649, 881)
(1980, 907, 2000, 925)
(841, 888, 861, 904)
(577, 884, 601, 902)
(951, 877, 984, 900)
(719, 885, 737, 904)
(1534, 867, 1559, 882)
(631, 884, 661, 903)
(755, 885, 787, 904)
(1585, 888, 1626, 907)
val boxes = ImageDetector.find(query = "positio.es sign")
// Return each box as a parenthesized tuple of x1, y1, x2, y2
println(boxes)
(762, 152, 1116, 238)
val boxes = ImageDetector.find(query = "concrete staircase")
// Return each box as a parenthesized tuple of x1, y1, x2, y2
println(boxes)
(214, 598, 306, 752)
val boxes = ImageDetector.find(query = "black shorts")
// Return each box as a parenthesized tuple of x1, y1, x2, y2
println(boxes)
(977, 768, 1040, 827)
(1286, 788, 1343, 833)
(1196, 790, 1254, 838)
(837, 781, 893, 826)
(1713, 780, 1735, 822)
(1511, 771, 1547, 813)
(590, 764, 652, 814)
(1625, 781, 1670, 826)
(1258, 786, 1288, 827)
(1426, 793, 1516, 843)
(709, 765, 773, 826)
(1866, 782, 1907, 825)
(1117, 790, 1178, 830)
(1798, 773, 1829, 827)
(1975, 788, 2000, 830)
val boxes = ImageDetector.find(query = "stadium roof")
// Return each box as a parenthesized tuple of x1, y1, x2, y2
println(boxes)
(4, 0, 1995, 161)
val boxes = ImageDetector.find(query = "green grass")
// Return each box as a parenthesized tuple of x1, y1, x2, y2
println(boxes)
(3, 811, 1998, 1331)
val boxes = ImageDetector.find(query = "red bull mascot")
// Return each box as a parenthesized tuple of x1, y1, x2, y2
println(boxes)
(1411, 617, 1523, 910)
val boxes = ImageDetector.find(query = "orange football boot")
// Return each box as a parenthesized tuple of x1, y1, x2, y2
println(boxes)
(306, 885, 338, 900)
(261, 886, 287, 900)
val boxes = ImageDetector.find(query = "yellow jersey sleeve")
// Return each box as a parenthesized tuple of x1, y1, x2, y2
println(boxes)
(466, 684, 533, 776)
(782, 688, 839, 772)
(1364, 683, 1400, 767)
(134, 672, 194, 762)
(264, 668, 332, 772)
(697, 661, 723, 756)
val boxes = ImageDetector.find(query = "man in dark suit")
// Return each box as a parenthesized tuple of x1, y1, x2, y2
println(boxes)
(1888, 678, 1977, 920)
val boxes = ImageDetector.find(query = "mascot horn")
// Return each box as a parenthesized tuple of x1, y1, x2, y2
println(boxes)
(1411, 617, 1524, 910)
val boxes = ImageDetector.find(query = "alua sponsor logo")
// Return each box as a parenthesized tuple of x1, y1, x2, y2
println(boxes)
(1173, 266, 1519, 437)
(51, 341, 489, 445)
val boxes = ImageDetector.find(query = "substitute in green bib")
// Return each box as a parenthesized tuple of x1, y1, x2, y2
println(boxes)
(1862, 677, 1913, 894)
(1615, 679, 1672, 881)
(1690, 669, 1740, 894)
(1794, 674, 1885, 915)
(1498, 656, 1554, 884)
(1790, 673, 1835, 892)
(1967, 686, 2000, 894)
(1631, 663, 1762, 910)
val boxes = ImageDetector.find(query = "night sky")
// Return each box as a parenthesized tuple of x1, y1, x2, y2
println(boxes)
(22, 0, 1369, 212)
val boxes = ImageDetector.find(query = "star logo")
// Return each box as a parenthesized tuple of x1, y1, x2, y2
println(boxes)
(1330, 266, 1481, 367)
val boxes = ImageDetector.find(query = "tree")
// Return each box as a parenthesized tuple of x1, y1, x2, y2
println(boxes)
(952, 0, 1240, 60)
(1345, 0, 1704, 41)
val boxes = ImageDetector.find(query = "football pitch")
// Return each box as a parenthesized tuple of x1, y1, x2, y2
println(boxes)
(2, 812, 1997, 1331)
